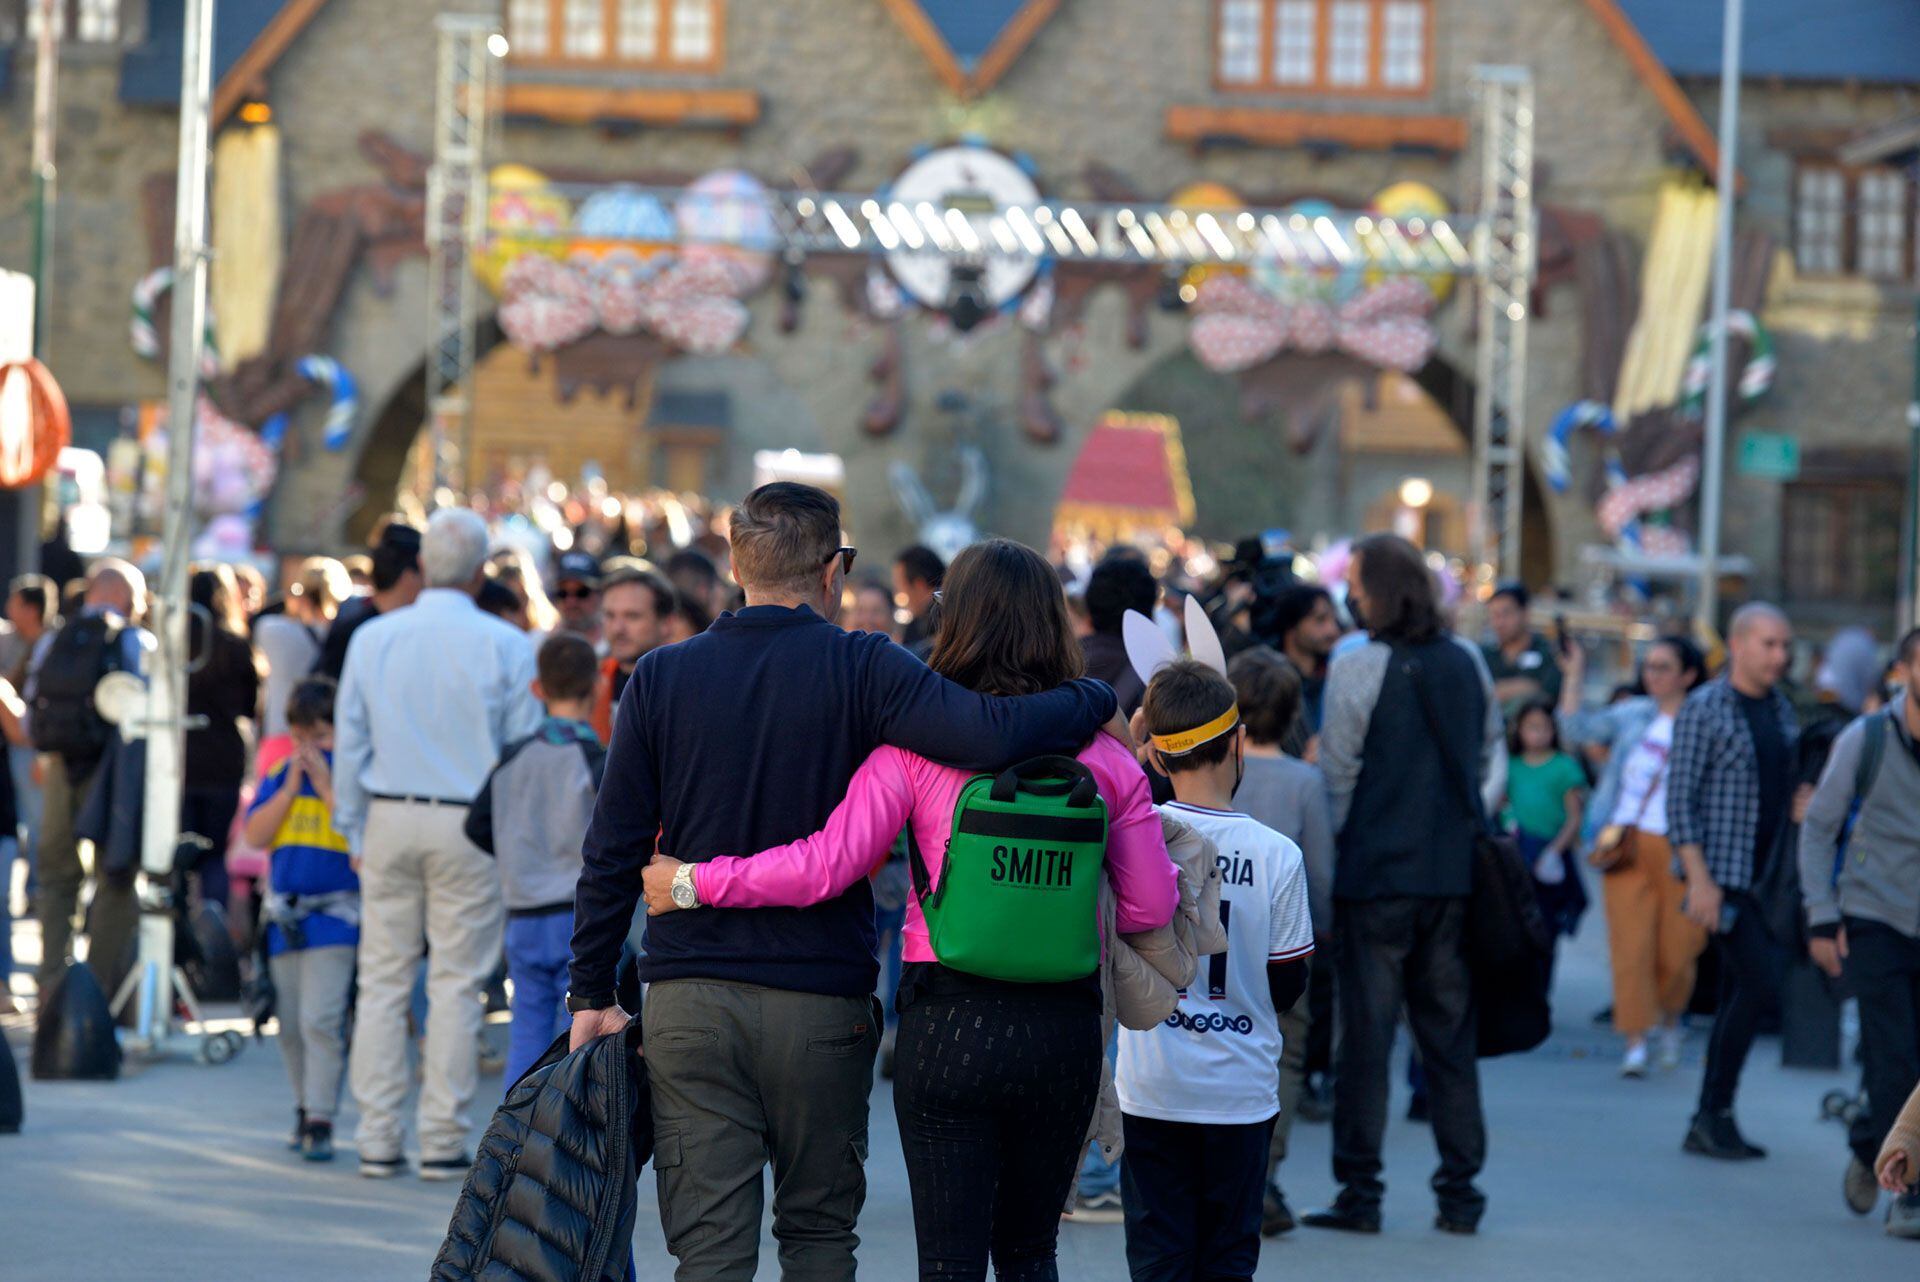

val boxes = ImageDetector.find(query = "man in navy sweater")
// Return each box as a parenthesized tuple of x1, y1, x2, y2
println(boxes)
(568, 483, 1118, 1281)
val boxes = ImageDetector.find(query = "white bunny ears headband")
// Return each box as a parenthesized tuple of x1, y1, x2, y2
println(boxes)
(1122, 597, 1240, 757)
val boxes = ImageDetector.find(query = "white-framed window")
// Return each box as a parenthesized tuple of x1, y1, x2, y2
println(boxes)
(1856, 169, 1910, 281)
(1215, 0, 1430, 94)
(24, 0, 120, 42)
(1216, 0, 1263, 84)
(506, 0, 550, 58)
(1325, 1, 1371, 87)
(668, 0, 715, 62)
(1380, 0, 1425, 87)
(1272, 0, 1317, 85)
(1794, 167, 1847, 276)
(561, 0, 604, 59)
(510, 0, 721, 69)
(616, 0, 659, 61)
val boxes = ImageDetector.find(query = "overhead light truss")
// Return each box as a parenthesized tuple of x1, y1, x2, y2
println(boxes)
(501, 183, 1488, 280)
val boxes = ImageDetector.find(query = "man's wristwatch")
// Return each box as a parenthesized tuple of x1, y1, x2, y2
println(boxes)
(671, 862, 701, 910)
(565, 990, 613, 1014)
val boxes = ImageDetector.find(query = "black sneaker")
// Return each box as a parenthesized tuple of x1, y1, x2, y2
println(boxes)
(1845, 1156, 1880, 1216)
(419, 1153, 473, 1182)
(301, 1120, 335, 1163)
(1682, 1110, 1761, 1161)
(1435, 1214, 1479, 1235)
(1302, 1199, 1381, 1234)
(1262, 1182, 1297, 1236)
(360, 1153, 408, 1179)
(288, 1108, 307, 1151)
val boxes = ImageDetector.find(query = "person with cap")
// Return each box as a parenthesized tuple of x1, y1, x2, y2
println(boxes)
(552, 551, 605, 654)
(314, 521, 422, 681)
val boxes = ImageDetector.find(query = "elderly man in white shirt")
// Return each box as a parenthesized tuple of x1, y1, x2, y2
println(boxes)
(334, 507, 541, 1180)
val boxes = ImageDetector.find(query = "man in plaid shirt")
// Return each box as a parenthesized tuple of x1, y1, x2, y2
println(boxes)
(1668, 603, 1798, 1161)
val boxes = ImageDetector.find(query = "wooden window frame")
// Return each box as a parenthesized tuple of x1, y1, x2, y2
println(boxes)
(1790, 160, 1916, 283)
(509, 0, 725, 74)
(1780, 473, 1905, 607)
(1212, 0, 1433, 98)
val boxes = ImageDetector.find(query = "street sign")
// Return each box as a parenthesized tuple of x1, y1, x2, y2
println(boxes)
(1736, 431, 1800, 480)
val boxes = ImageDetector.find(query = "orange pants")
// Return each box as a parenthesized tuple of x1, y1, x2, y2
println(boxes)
(1601, 830, 1708, 1039)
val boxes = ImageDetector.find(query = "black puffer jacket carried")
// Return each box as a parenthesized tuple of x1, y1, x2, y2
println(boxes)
(432, 1023, 652, 1281)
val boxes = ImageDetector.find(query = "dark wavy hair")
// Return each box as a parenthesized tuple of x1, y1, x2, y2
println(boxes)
(928, 539, 1084, 697)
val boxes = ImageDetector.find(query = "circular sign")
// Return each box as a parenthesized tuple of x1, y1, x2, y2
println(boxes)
(883, 144, 1042, 311)
(0, 358, 71, 489)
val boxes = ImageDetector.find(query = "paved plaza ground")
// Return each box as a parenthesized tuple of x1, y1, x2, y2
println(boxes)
(3, 906, 1915, 1280)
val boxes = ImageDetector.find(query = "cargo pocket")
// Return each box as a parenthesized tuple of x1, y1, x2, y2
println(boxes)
(650, 1127, 698, 1253)
(816, 1126, 870, 1232)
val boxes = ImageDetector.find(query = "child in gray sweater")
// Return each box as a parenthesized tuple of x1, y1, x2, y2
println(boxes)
(466, 634, 607, 1081)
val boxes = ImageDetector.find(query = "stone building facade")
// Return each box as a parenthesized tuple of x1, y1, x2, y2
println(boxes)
(1, 0, 1913, 627)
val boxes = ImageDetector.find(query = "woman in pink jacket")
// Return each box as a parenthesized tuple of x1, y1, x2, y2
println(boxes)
(645, 538, 1178, 1282)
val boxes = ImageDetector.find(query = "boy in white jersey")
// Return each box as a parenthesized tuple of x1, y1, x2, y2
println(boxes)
(1117, 660, 1314, 1282)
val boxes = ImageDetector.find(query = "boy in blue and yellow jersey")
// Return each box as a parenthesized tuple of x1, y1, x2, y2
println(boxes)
(243, 676, 358, 1162)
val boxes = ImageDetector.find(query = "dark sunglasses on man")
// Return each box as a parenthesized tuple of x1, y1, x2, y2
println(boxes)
(555, 585, 596, 602)
(824, 546, 858, 575)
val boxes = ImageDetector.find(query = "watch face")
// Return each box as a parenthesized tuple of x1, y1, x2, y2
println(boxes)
(673, 881, 697, 908)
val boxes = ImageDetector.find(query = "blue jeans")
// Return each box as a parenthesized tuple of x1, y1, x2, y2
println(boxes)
(875, 901, 906, 1028)
(10, 746, 39, 897)
(504, 909, 574, 1083)
(0, 837, 16, 988)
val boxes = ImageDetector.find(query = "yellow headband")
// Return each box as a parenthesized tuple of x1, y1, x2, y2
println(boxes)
(1150, 705, 1241, 757)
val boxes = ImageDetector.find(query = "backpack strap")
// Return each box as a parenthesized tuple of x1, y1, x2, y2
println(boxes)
(989, 755, 1100, 809)
(1854, 709, 1890, 808)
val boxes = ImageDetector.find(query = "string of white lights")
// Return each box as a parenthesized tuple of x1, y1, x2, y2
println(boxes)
(502, 184, 1487, 277)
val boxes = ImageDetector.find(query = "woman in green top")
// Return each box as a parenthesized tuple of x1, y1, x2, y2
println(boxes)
(1502, 698, 1590, 962)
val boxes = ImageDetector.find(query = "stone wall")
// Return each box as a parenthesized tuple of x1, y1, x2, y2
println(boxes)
(2, 0, 1693, 572)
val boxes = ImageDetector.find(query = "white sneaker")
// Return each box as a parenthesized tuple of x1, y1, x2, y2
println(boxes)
(1620, 1040, 1650, 1078)
(1655, 1024, 1684, 1072)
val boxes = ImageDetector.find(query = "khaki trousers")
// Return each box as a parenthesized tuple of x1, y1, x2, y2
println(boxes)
(349, 799, 503, 1162)
(1601, 830, 1707, 1039)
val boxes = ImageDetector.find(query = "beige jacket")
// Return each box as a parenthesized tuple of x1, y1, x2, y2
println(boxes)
(1083, 809, 1229, 1166)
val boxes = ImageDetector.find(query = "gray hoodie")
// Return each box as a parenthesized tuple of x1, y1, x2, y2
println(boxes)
(1798, 694, 1920, 938)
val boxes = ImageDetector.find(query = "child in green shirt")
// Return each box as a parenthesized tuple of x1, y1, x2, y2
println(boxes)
(1502, 699, 1589, 946)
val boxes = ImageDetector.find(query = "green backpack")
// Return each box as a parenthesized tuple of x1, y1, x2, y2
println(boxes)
(909, 756, 1110, 984)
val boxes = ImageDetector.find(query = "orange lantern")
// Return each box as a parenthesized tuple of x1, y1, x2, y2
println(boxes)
(0, 358, 71, 488)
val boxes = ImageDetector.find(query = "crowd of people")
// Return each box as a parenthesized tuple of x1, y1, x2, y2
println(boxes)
(4, 480, 1920, 1280)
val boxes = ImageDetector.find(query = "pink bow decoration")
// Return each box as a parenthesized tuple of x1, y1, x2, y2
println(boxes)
(1189, 275, 1437, 374)
(495, 250, 754, 357)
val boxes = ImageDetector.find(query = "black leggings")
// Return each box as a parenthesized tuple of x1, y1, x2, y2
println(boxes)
(894, 991, 1102, 1281)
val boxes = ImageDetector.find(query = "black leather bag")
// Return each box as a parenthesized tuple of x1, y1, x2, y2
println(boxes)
(1402, 653, 1553, 1058)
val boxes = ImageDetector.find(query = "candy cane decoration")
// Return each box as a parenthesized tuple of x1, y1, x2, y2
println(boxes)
(131, 267, 221, 374)
(1540, 400, 1617, 493)
(1677, 310, 1775, 419)
(260, 355, 359, 450)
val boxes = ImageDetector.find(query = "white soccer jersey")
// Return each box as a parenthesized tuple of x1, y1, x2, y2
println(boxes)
(1117, 802, 1315, 1125)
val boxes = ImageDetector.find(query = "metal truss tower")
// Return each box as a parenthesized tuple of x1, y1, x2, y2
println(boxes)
(424, 16, 498, 499)
(1469, 65, 1537, 585)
